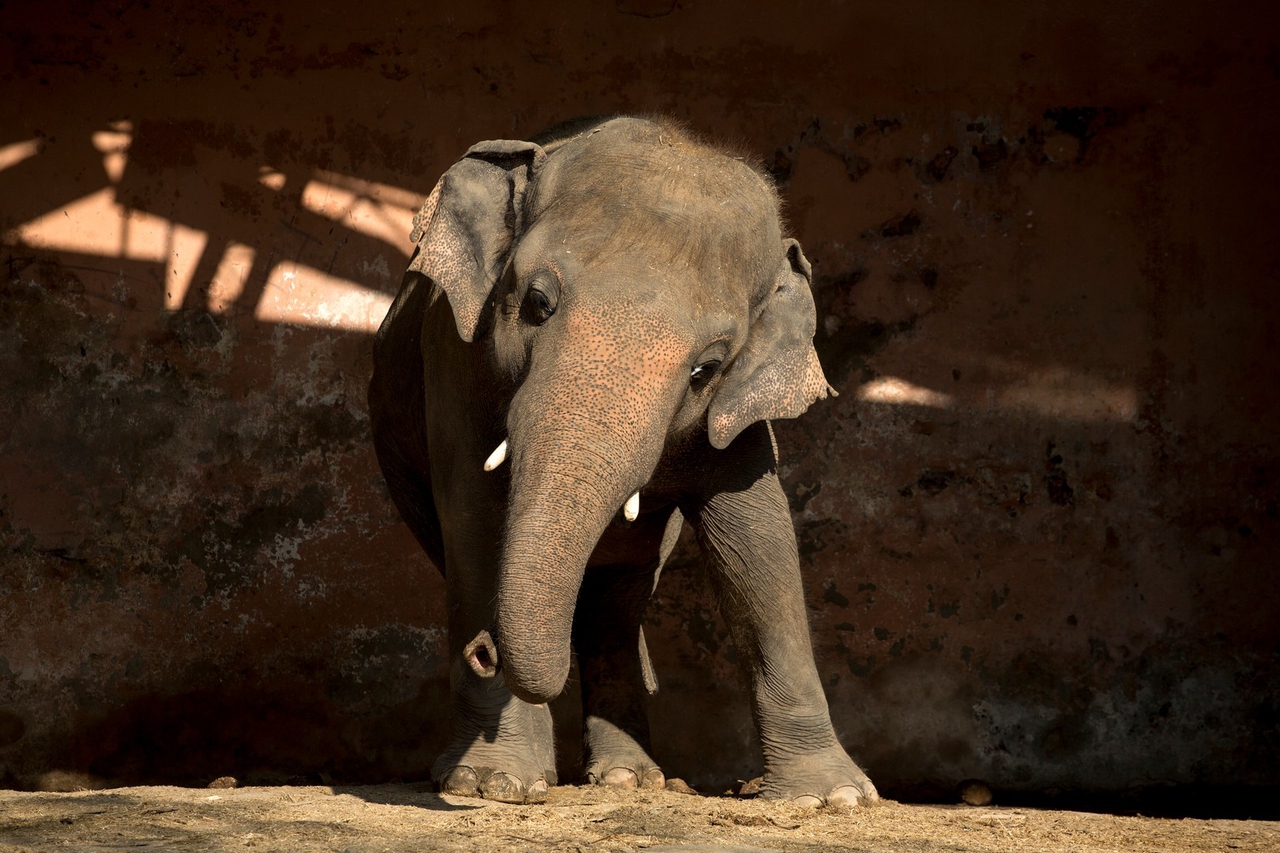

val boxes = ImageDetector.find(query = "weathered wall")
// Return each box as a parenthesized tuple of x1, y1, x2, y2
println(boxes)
(2, 0, 1277, 801)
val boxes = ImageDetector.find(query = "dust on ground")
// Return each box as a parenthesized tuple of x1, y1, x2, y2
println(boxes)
(0, 783, 1274, 852)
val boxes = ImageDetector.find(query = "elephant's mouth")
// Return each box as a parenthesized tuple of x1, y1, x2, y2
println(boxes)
(483, 435, 643, 521)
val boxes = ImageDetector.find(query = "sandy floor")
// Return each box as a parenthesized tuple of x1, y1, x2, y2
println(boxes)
(0, 783, 1275, 852)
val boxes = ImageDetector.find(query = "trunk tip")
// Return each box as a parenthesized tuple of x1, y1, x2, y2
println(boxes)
(500, 653, 571, 705)
(464, 629, 500, 678)
(504, 676, 566, 705)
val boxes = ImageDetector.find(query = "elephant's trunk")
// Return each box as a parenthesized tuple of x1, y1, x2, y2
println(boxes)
(494, 309, 687, 704)
(496, 443, 626, 703)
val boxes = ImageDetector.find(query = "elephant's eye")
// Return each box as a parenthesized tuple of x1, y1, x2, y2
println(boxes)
(690, 359, 721, 390)
(520, 278, 559, 326)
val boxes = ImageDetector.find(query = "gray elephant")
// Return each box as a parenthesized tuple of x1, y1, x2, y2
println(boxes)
(368, 116, 877, 807)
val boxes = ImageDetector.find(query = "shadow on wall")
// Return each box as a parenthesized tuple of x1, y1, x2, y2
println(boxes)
(0, 116, 1149, 452)
(0, 113, 455, 788)
(2, 121, 409, 335)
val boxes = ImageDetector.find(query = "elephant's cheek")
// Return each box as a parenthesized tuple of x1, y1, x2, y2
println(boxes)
(511, 301, 691, 455)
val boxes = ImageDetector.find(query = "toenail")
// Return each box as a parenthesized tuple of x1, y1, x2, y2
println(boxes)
(640, 769, 666, 790)
(793, 794, 823, 808)
(526, 778, 549, 803)
(826, 786, 864, 808)
(602, 767, 639, 788)
(479, 771, 524, 804)
(439, 766, 479, 797)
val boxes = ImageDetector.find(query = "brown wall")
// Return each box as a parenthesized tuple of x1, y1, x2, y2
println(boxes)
(2, 0, 1277, 800)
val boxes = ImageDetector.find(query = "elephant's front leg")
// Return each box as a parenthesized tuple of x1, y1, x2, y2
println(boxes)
(431, 480, 556, 803)
(685, 424, 878, 807)
(432, 655, 556, 803)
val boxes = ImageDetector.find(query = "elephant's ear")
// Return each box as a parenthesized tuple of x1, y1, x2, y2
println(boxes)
(707, 239, 836, 450)
(406, 139, 547, 342)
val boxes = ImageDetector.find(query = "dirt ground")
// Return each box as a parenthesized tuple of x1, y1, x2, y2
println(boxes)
(0, 783, 1274, 853)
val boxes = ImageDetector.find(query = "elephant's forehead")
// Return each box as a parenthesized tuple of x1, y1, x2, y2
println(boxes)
(526, 130, 783, 300)
(516, 234, 747, 335)
(518, 212, 775, 321)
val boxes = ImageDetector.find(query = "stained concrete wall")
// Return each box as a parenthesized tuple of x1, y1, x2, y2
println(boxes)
(2, 0, 1277, 801)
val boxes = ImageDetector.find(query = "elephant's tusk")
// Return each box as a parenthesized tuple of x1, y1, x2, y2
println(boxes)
(623, 490, 640, 522)
(483, 439, 509, 472)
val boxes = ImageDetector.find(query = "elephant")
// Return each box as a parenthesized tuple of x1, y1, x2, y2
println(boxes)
(368, 116, 878, 807)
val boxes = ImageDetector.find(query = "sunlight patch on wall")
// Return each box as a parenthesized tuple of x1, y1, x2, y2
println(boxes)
(5, 187, 140, 256)
(859, 365, 1138, 423)
(256, 262, 393, 333)
(4, 122, 212, 312)
(208, 242, 256, 313)
(0, 138, 42, 171)
(858, 377, 955, 408)
(992, 366, 1138, 423)
(90, 122, 132, 183)
(4, 128, 409, 334)
(7, 178, 397, 333)
(257, 166, 287, 191)
(299, 169, 423, 271)
(5, 187, 209, 307)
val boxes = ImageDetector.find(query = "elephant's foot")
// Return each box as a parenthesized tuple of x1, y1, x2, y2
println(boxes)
(759, 745, 879, 808)
(582, 714, 665, 790)
(432, 695, 556, 804)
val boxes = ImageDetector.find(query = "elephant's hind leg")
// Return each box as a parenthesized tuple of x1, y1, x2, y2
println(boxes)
(573, 560, 666, 790)
(573, 509, 682, 790)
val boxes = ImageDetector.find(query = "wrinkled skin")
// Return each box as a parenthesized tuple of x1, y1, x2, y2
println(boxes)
(368, 117, 878, 807)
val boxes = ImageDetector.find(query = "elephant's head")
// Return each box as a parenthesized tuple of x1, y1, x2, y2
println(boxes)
(409, 118, 832, 703)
